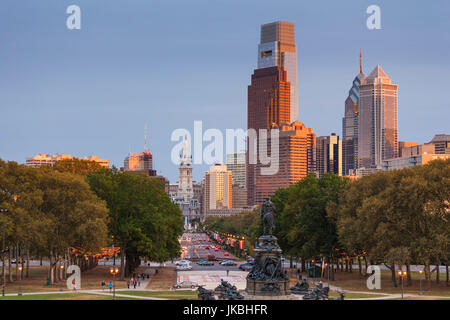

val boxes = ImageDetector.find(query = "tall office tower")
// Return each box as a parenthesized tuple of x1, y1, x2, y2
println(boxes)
(203, 164, 232, 212)
(254, 121, 316, 204)
(342, 50, 366, 175)
(358, 65, 398, 168)
(258, 21, 298, 122)
(177, 135, 193, 202)
(226, 150, 246, 187)
(247, 21, 300, 206)
(316, 133, 343, 177)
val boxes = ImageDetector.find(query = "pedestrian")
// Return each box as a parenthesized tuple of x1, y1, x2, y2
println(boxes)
(72, 278, 76, 291)
(127, 281, 130, 289)
(108, 281, 113, 292)
(101, 281, 105, 291)
(133, 280, 137, 289)
(226, 269, 229, 277)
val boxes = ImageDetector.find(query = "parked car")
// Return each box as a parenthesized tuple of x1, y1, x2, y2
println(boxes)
(207, 255, 217, 261)
(175, 259, 190, 266)
(224, 252, 230, 256)
(220, 260, 236, 266)
(173, 281, 198, 289)
(176, 264, 192, 271)
(198, 260, 214, 266)
(247, 258, 255, 265)
(239, 263, 253, 271)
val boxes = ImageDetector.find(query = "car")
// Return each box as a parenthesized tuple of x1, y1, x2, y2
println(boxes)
(224, 252, 230, 256)
(175, 259, 190, 266)
(185, 254, 191, 259)
(198, 260, 214, 266)
(173, 281, 198, 289)
(247, 258, 255, 265)
(239, 263, 253, 271)
(207, 255, 217, 261)
(204, 246, 210, 249)
(176, 264, 192, 271)
(220, 260, 236, 266)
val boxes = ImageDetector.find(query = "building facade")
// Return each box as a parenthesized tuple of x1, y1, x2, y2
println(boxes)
(358, 65, 398, 169)
(124, 152, 153, 172)
(382, 143, 450, 170)
(428, 134, 450, 154)
(342, 50, 366, 175)
(254, 121, 316, 204)
(316, 133, 342, 177)
(203, 164, 232, 215)
(26, 154, 110, 168)
(226, 150, 246, 187)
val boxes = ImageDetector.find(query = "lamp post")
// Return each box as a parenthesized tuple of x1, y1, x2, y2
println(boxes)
(397, 270, 407, 300)
(419, 270, 423, 296)
(1, 208, 7, 297)
(59, 264, 65, 291)
(18, 266, 23, 296)
(110, 266, 119, 300)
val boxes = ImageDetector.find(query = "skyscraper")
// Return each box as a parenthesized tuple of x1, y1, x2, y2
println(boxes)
(358, 65, 399, 168)
(177, 135, 193, 202)
(316, 133, 342, 177)
(258, 21, 298, 122)
(203, 164, 233, 213)
(226, 150, 246, 187)
(254, 121, 316, 204)
(247, 21, 299, 206)
(342, 50, 366, 175)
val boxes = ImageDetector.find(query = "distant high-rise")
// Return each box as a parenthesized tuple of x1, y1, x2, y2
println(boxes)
(428, 134, 450, 154)
(226, 150, 246, 187)
(342, 50, 366, 175)
(316, 134, 343, 177)
(26, 154, 110, 168)
(358, 65, 399, 168)
(247, 21, 299, 206)
(177, 135, 193, 202)
(124, 152, 153, 172)
(254, 121, 316, 204)
(203, 164, 232, 213)
(258, 21, 298, 122)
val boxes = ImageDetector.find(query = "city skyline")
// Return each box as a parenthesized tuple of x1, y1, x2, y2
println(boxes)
(1, 1, 449, 183)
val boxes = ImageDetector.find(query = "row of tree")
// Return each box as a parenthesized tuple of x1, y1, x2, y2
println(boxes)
(204, 159, 450, 289)
(0, 158, 183, 284)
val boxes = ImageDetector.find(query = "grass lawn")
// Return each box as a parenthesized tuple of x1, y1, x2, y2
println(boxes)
(118, 290, 197, 300)
(0, 293, 139, 300)
(328, 292, 387, 299)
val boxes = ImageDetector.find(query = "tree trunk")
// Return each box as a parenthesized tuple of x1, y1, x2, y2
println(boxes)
(345, 258, 348, 272)
(406, 263, 412, 286)
(8, 250, 12, 282)
(358, 256, 362, 276)
(424, 262, 431, 290)
(436, 260, 440, 284)
(446, 263, 448, 286)
(120, 246, 125, 281)
(363, 256, 368, 275)
(349, 258, 353, 273)
(390, 263, 396, 286)
(26, 247, 30, 278)
(15, 245, 19, 281)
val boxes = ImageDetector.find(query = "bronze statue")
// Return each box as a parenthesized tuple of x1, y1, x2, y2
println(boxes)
(260, 199, 276, 235)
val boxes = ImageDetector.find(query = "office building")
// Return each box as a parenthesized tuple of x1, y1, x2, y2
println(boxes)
(316, 133, 342, 177)
(26, 154, 110, 168)
(226, 150, 246, 187)
(203, 164, 232, 214)
(358, 65, 398, 168)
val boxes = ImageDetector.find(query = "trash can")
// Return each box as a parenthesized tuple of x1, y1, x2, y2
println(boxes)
(46, 277, 51, 286)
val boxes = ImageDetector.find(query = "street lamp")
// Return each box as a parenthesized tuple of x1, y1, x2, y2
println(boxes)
(18, 266, 23, 296)
(60, 264, 65, 291)
(397, 270, 407, 300)
(419, 270, 423, 296)
(110, 266, 119, 300)
(1, 208, 7, 297)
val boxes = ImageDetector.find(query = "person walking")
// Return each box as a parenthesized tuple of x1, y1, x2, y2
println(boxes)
(72, 279, 76, 291)
(108, 281, 113, 292)
(226, 269, 229, 277)
(127, 280, 130, 289)
(101, 281, 105, 291)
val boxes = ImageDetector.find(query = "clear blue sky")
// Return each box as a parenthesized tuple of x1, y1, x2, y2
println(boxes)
(1, 0, 449, 183)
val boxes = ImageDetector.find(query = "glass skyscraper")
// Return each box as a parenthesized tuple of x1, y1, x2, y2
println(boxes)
(358, 65, 399, 168)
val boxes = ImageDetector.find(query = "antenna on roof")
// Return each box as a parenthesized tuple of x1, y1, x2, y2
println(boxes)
(359, 48, 363, 74)
(144, 122, 148, 154)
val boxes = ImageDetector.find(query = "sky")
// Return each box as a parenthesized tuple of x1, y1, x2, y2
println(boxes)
(1, 0, 449, 183)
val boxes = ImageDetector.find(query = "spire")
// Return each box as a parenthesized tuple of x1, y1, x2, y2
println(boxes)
(359, 48, 363, 74)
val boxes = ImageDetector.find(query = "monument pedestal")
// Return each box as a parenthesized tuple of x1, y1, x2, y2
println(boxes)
(245, 235, 291, 297)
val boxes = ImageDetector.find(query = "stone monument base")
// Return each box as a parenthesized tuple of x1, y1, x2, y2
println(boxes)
(245, 294, 299, 300)
(246, 279, 291, 296)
